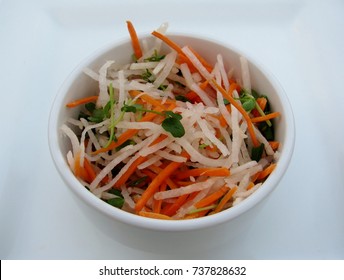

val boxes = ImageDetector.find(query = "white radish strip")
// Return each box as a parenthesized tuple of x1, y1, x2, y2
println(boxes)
(117, 70, 126, 111)
(230, 161, 257, 175)
(152, 60, 166, 75)
(216, 91, 232, 129)
(173, 188, 211, 219)
(139, 136, 173, 157)
(121, 185, 136, 209)
(153, 51, 177, 87)
(235, 183, 262, 199)
(167, 142, 182, 154)
(154, 179, 214, 200)
(254, 126, 275, 156)
(116, 121, 162, 131)
(67, 118, 83, 129)
(180, 63, 215, 107)
(89, 134, 158, 191)
(97, 60, 114, 108)
(226, 165, 262, 185)
(231, 104, 246, 165)
(129, 62, 159, 70)
(197, 118, 230, 156)
(60, 124, 80, 157)
(167, 73, 187, 86)
(137, 155, 162, 170)
(155, 150, 188, 162)
(66, 150, 75, 172)
(83, 67, 99, 81)
(175, 137, 228, 167)
(182, 46, 212, 81)
(240, 56, 251, 92)
(217, 54, 230, 91)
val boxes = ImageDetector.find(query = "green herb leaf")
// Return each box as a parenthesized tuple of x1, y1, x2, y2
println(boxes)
(142, 69, 154, 82)
(242, 98, 256, 112)
(223, 98, 230, 105)
(85, 102, 96, 113)
(107, 197, 124, 208)
(115, 139, 136, 151)
(108, 189, 123, 197)
(165, 111, 182, 120)
(175, 95, 190, 102)
(162, 117, 185, 138)
(144, 50, 165, 62)
(258, 122, 274, 141)
(251, 143, 265, 161)
(128, 176, 148, 186)
(104, 83, 116, 147)
(158, 84, 168, 91)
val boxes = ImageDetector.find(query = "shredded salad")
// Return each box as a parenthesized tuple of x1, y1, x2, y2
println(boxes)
(62, 21, 281, 220)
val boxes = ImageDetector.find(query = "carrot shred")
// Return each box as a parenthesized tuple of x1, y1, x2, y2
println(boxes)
(212, 80, 260, 147)
(269, 141, 280, 151)
(74, 151, 90, 182)
(188, 46, 213, 72)
(246, 181, 255, 190)
(126, 21, 142, 59)
(153, 182, 167, 214)
(135, 151, 189, 212)
(138, 211, 172, 220)
(66, 96, 98, 108)
(92, 108, 163, 155)
(194, 185, 229, 209)
(175, 167, 230, 180)
(251, 112, 280, 123)
(84, 158, 96, 182)
(152, 30, 183, 55)
(114, 156, 146, 188)
(161, 194, 188, 216)
(213, 186, 238, 214)
(256, 163, 277, 181)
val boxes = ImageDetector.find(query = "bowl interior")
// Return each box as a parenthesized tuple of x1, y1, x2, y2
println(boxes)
(49, 34, 294, 231)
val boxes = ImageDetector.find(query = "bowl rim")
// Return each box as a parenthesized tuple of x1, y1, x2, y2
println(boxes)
(48, 32, 295, 232)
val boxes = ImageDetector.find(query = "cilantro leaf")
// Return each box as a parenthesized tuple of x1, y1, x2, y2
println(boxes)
(251, 143, 265, 161)
(106, 197, 124, 208)
(162, 117, 185, 138)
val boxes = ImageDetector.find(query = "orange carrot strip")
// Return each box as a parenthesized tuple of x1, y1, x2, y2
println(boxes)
(213, 186, 238, 214)
(66, 96, 98, 108)
(251, 112, 280, 123)
(212, 80, 259, 147)
(84, 158, 96, 182)
(114, 156, 146, 188)
(199, 80, 209, 90)
(257, 97, 267, 111)
(92, 109, 161, 155)
(251, 97, 268, 117)
(74, 152, 90, 182)
(126, 21, 142, 59)
(114, 134, 168, 188)
(175, 167, 230, 180)
(138, 211, 172, 220)
(194, 185, 229, 209)
(161, 194, 188, 216)
(153, 182, 167, 214)
(246, 182, 255, 191)
(256, 163, 277, 181)
(135, 151, 189, 212)
(147, 165, 179, 190)
(188, 46, 213, 72)
(269, 141, 280, 151)
(152, 30, 183, 54)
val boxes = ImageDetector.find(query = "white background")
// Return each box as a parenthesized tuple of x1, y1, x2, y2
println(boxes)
(0, 0, 343, 259)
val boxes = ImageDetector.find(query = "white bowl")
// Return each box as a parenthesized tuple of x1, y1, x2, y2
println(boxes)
(48, 33, 295, 253)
